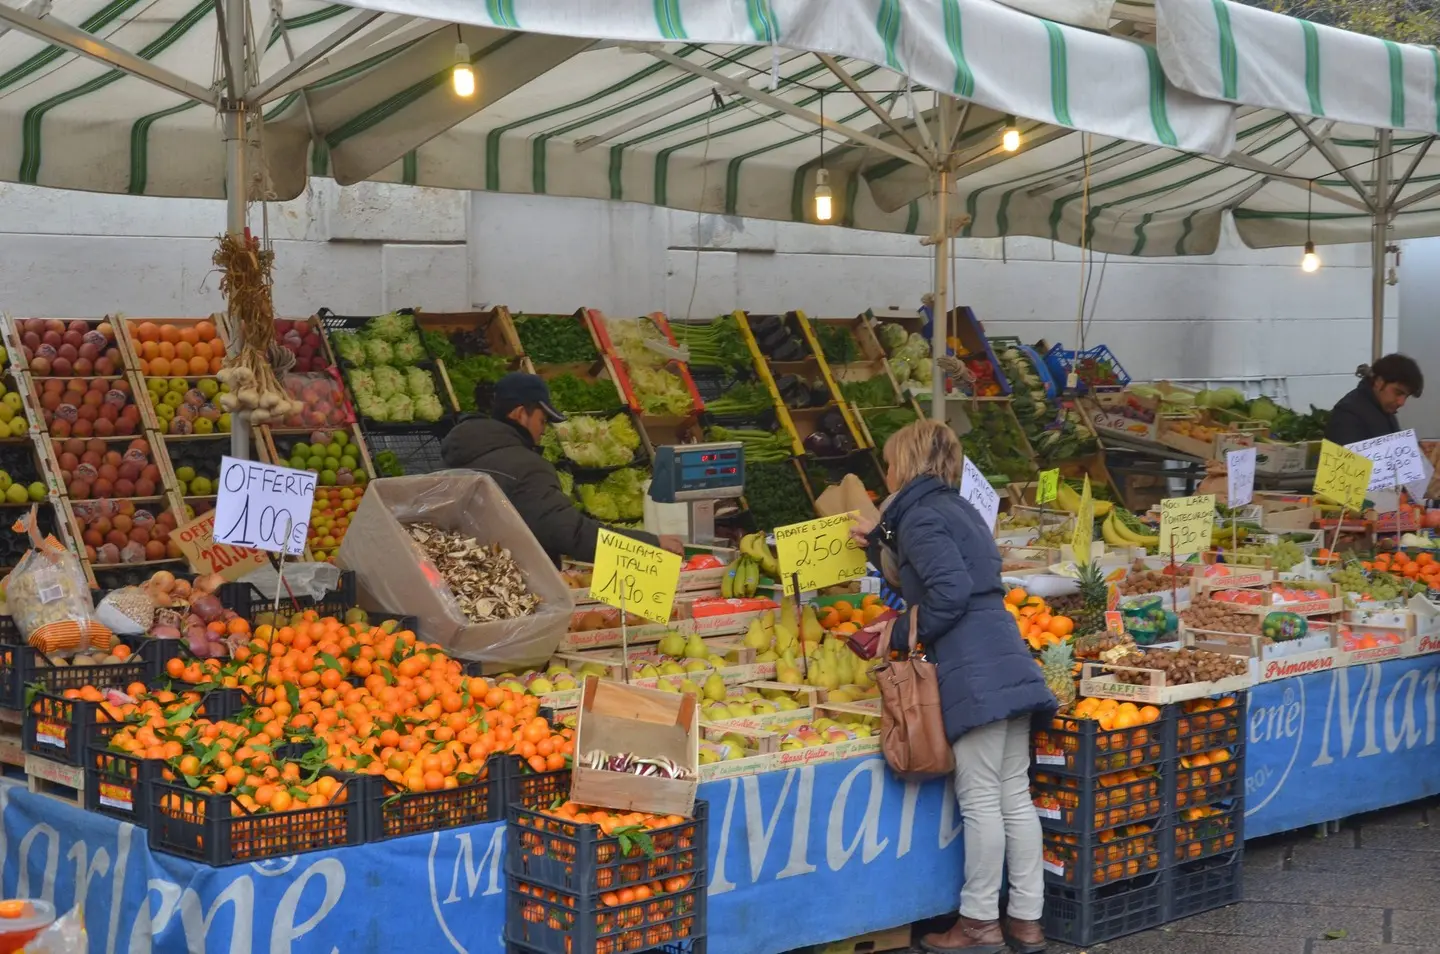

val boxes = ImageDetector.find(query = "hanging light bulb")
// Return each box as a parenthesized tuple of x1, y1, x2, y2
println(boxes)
(1301, 240, 1321, 273)
(452, 41, 476, 98)
(1001, 115, 1021, 152)
(813, 168, 834, 223)
(1299, 178, 1319, 272)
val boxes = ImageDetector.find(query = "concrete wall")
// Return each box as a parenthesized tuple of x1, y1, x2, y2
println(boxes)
(1398, 238, 1440, 438)
(0, 180, 1395, 414)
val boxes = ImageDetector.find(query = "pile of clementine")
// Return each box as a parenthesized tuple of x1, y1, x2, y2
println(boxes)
(129, 320, 225, 377)
(1363, 549, 1440, 589)
(1004, 587, 1076, 650)
(818, 595, 888, 635)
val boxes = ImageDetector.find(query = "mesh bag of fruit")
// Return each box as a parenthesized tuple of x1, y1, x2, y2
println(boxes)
(5, 509, 111, 652)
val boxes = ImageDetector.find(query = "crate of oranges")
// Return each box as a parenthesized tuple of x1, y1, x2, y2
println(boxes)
(1031, 768, 1163, 835)
(506, 876, 706, 954)
(1173, 800, 1242, 863)
(1032, 698, 1167, 777)
(341, 742, 511, 841)
(1173, 747, 1242, 809)
(1042, 821, 1164, 888)
(1171, 693, 1245, 755)
(85, 719, 163, 826)
(23, 679, 203, 766)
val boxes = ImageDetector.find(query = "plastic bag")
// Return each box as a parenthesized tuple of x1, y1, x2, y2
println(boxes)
(237, 561, 341, 603)
(7, 510, 108, 653)
(280, 372, 353, 429)
(335, 472, 574, 669)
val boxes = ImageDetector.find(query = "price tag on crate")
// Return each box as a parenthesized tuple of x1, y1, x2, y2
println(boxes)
(1159, 494, 1215, 555)
(775, 513, 868, 595)
(1036, 468, 1060, 505)
(590, 530, 681, 625)
(213, 456, 314, 556)
(959, 456, 1000, 532)
(1226, 447, 1256, 508)
(172, 508, 269, 581)
(1314, 440, 1374, 510)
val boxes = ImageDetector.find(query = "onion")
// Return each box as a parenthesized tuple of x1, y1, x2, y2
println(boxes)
(150, 624, 182, 640)
(170, 579, 191, 601)
(191, 594, 224, 623)
(193, 573, 225, 596)
(150, 570, 176, 592)
(186, 629, 210, 657)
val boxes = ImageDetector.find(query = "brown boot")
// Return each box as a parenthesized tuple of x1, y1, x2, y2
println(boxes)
(919, 917, 1006, 954)
(1004, 916, 1047, 954)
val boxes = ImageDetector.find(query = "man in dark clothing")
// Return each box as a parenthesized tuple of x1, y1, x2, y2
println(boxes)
(439, 373, 682, 563)
(1325, 353, 1424, 446)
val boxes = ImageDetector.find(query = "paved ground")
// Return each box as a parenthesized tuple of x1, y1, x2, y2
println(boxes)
(900, 797, 1440, 954)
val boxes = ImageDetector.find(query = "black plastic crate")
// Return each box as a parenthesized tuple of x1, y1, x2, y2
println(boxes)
(1032, 709, 1170, 778)
(507, 800, 708, 898)
(1042, 821, 1167, 889)
(507, 940, 703, 954)
(1043, 871, 1165, 946)
(364, 428, 449, 476)
(1167, 848, 1243, 920)
(25, 684, 225, 766)
(356, 752, 507, 840)
(1031, 767, 1165, 834)
(148, 771, 364, 865)
(1170, 693, 1246, 757)
(84, 721, 162, 827)
(218, 570, 358, 620)
(505, 877, 706, 954)
(1173, 798, 1243, 864)
(1172, 754, 1242, 810)
(506, 762, 571, 814)
(0, 639, 157, 709)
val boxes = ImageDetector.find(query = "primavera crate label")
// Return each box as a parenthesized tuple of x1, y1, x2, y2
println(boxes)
(35, 720, 67, 748)
(98, 782, 135, 811)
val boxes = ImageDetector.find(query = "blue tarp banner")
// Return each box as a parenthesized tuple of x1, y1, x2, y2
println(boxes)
(3, 654, 1438, 952)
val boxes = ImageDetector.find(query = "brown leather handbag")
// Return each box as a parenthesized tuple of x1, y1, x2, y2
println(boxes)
(873, 611, 954, 781)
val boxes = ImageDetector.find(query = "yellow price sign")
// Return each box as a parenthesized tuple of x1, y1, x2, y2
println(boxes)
(1037, 469, 1060, 505)
(775, 513, 869, 595)
(590, 530, 682, 624)
(1159, 494, 1216, 556)
(1314, 439, 1374, 511)
(1071, 475, 1094, 564)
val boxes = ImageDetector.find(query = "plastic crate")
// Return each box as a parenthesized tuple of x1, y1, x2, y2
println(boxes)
(364, 428, 450, 475)
(1043, 871, 1165, 947)
(0, 639, 157, 709)
(84, 721, 161, 827)
(1044, 343, 1131, 393)
(218, 570, 359, 620)
(1167, 849, 1243, 920)
(1042, 822, 1166, 888)
(24, 684, 228, 766)
(1031, 768, 1164, 835)
(356, 752, 507, 840)
(1170, 693, 1246, 757)
(990, 337, 1057, 398)
(1173, 799, 1243, 864)
(507, 763, 572, 814)
(1031, 710, 1170, 778)
(505, 877, 706, 954)
(1172, 756, 1242, 810)
(507, 801, 708, 898)
(508, 940, 703, 954)
(148, 771, 365, 865)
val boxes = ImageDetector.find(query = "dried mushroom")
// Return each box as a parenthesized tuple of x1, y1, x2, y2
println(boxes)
(407, 522, 541, 622)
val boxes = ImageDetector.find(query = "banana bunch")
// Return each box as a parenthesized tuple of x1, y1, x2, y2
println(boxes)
(1102, 510, 1159, 549)
(1055, 480, 1114, 518)
(722, 533, 778, 598)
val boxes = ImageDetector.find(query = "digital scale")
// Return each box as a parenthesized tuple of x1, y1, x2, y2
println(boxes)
(648, 442, 745, 545)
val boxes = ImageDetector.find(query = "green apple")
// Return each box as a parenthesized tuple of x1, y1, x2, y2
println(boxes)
(0, 405, 14, 425)
(0, 472, 12, 492)
(6, 484, 27, 505)
(218, 413, 232, 433)
(26, 482, 43, 502)
(193, 417, 214, 435)
(7, 418, 24, 438)
(198, 379, 219, 398)
(2, 393, 20, 412)
(191, 476, 213, 495)
(168, 378, 188, 394)
(175, 466, 196, 482)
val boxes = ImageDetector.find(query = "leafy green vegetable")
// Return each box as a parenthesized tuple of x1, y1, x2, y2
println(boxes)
(514, 315, 597, 365)
(861, 407, 918, 450)
(703, 382, 773, 416)
(839, 376, 898, 409)
(447, 355, 509, 413)
(959, 403, 1036, 481)
(577, 467, 648, 522)
(705, 426, 792, 463)
(420, 330, 457, 363)
(671, 316, 751, 372)
(744, 461, 815, 529)
(816, 324, 860, 364)
(547, 374, 621, 414)
(543, 413, 641, 468)
(629, 367, 694, 417)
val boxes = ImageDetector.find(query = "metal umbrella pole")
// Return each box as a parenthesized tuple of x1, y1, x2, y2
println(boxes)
(930, 104, 950, 421)
(220, 0, 251, 460)
(1371, 128, 1392, 363)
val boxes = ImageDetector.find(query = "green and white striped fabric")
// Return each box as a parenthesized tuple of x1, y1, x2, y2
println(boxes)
(0, 0, 1234, 207)
(1157, 0, 1440, 134)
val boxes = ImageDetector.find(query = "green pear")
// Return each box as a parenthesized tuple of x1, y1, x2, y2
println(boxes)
(827, 687, 855, 704)
(751, 700, 777, 714)
(529, 678, 555, 694)
(755, 650, 779, 663)
(708, 653, 729, 668)
(698, 746, 721, 764)
(637, 663, 661, 678)
(682, 631, 709, 660)
(703, 673, 727, 702)
(776, 658, 804, 685)
(684, 659, 710, 674)
(678, 679, 701, 697)
(579, 663, 610, 678)
(742, 619, 771, 651)
(657, 681, 681, 694)
(704, 703, 732, 721)
(659, 661, 686, 676)
(776, 697, 801, 711)
(801, 604, 824, 643)
(726, 701, 754, 718)
(658, 632, 687, 657)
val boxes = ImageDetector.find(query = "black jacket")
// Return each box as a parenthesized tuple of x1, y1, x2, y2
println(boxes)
(439, 416, 659, 563)
(1325, 384, 1399, 446)
(871, 475, 1056, 742)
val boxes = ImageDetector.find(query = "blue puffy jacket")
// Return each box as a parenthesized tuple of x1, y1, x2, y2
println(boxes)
(872, 475, 1057, 742)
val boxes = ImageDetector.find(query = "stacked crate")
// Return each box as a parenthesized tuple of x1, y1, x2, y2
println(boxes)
(1031, 693, 1246, 947)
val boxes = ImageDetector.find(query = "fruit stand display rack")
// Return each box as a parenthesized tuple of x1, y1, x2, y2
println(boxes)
(256, 425, 374, 563)
(589, 310, 707, 459)
(812, 313, 923, 426)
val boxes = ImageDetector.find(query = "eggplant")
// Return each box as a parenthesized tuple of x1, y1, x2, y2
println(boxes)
(819, 408, 847, 436)
(833, 434, 857, 454)
(809, 378, 831, 406)
(750, 314, 783, 336)
(758, 325, 791, 355)
(772, 339, 806, 362)
(804, 431, 836, 455)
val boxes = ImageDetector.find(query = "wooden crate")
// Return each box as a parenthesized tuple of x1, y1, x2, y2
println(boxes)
(816, 924, 914, 954)
(569, 676, 699, 816)
(25, 752, 85, 806)
(733, 311, 804, 456)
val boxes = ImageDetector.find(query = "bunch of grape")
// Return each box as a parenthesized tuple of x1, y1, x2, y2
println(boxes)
(1330, 564, 1403, 602)
(1230, 540, 1305, 571)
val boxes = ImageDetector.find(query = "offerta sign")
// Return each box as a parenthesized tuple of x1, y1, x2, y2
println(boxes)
(213, 456, 314, 556)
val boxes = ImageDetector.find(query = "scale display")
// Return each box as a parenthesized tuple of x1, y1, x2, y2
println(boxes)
(650, 443, 745, 503)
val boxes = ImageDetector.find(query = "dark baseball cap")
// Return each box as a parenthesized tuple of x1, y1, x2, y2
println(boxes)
(493, 372, 566, 423)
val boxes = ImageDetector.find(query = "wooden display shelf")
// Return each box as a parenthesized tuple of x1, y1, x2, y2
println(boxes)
(117, 316, 227, 378)
(789, 310, 865, 447)
(732, 311, 804, 456)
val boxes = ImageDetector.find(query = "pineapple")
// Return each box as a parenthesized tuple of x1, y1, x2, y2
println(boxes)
(1041, 641, 1077, 707)
(1073, 559, 1108, 636)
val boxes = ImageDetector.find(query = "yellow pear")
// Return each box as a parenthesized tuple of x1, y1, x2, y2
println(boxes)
(704, 703, 732, 721)
(658, 631, 687, 657)
(698, 746, 721, 764)
(656, 680, 681, 694)
(679, 679, 701, 697)
(743, 619, 771, 651)
(801, 605, 824, 642)
(827, 687, 855, 704)
(751, 700, 777, 714)
(775, 697, 801, 711)
(659, 660, 685, 676)
(703, 673, 728, 702)
(682, 631, 710, 660)
(684, 659, 710, 674)
(707, 653, 729, 668)
(755, 650, 779, 663)
(727, 701, 754, 718)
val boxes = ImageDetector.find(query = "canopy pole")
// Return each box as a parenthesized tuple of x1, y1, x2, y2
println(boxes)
(223, 0, 251, 461)
(931, 107, 949, 421)
(1372, 128, 1391, 363)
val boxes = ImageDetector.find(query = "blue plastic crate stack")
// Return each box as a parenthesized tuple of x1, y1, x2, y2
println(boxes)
(505, 789, 709, 954)
(1030, 692, 1246, 946)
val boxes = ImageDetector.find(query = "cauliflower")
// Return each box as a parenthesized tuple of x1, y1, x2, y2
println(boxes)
(371, 366, 404, 398)
(364, 337, 394, 367)
(405, 367, 437, 398)
(414, 393, 445, 422)
(332, 331, 366, 366)
(384, 393, 414, 422)
(367, 311, 415, 343)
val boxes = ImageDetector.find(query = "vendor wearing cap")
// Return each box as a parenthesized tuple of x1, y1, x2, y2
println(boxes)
(441, 373, 683, 564)
(1325, 354, 1424, 445)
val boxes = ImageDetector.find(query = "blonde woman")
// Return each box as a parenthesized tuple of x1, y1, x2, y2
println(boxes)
(852, 419, 1055, 954)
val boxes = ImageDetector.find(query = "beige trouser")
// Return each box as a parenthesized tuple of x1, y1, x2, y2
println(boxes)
(951, 715, 1045, 922)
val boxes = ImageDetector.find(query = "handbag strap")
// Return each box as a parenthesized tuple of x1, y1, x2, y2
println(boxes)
(905, 610, 920, 656)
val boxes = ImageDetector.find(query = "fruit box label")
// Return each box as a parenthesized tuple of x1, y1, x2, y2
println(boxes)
(698, 752, 779, 780)
(98, 782, 135, 811)
(1416, 633, 1440, 655)
(718, 662, 777, 686)
(1260, 650, 1342, 682)
(1043, 860, 1066, 877)
(173, 510, 270, 581)
(1036, 806, 1062, 820)
(1034, 753, 1067, 767)
(34, 720, 67, 748)
(706, 708, 814, 731)
(1267, 597, 1339, 617)
(1345, 643, 1409, 665)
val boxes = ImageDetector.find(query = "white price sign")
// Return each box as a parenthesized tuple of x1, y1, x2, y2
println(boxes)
(213, 456, 314, 555)
(959, 456, 1001, 532)
(1345, 429, 1426, 492)
(1226, 447, 1256, 508)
